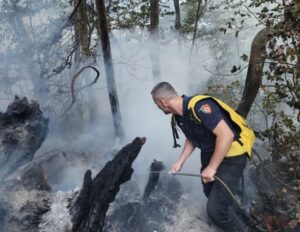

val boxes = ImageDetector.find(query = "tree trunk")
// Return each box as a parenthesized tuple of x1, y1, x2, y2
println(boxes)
(95, 0, 124, 142)
(149, 0, 161, 83)
(237, 28, 271, 118)
(73, 0, 91, 58)
(173, 0, 181, 31)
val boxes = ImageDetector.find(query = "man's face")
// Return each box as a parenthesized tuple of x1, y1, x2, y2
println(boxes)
(153, 97, 172, 115)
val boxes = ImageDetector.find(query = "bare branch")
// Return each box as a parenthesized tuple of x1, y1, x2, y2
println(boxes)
(67, 0, 83, 27)
(61, 65, 100, 116)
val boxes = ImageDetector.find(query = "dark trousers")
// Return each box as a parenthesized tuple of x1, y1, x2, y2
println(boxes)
(201, 152, 247, 232)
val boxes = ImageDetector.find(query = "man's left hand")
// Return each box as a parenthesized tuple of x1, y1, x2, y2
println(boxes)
(201, 166, 216, 183)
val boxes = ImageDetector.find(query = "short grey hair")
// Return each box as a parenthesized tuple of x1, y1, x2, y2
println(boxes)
(151, 82, 178, 100)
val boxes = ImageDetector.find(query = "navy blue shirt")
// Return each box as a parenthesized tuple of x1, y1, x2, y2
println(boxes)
(175, 96, 238, 153)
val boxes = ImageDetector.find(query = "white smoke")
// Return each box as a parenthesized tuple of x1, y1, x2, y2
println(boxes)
(1, 0, 262, 198)
(0, 0, 265, 231)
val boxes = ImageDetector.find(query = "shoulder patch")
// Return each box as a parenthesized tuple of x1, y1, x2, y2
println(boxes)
(199, 104, 211, 114)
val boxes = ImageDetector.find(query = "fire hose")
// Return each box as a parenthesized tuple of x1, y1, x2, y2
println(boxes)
(149, 171, 243, 211)
(149, 170, 266, 231)
(147, 149, 294, 231)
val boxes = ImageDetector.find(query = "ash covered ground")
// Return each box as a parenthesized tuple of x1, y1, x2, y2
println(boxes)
(0, 96, 219, 232)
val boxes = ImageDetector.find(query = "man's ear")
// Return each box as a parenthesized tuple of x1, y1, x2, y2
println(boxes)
(159, 98, 168, 107)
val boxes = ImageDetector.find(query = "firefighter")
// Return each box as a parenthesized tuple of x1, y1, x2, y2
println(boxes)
(151, 82, 255, 232)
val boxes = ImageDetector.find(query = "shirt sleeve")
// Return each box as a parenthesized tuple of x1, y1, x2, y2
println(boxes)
(193, 99, 224, 132)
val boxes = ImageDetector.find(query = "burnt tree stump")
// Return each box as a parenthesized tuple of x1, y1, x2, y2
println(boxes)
(143, 159, 165, 201)
(70, 137, 146, 232)
(0, 96, 49, 180)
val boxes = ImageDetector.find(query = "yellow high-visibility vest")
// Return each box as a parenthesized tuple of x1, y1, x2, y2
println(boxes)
(188, 95, 256, 157)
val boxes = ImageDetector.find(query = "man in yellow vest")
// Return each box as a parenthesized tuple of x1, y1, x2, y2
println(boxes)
(151, 82, 255, 232)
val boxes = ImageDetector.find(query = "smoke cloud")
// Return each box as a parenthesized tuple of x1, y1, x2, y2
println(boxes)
(0, 0, 263, 217)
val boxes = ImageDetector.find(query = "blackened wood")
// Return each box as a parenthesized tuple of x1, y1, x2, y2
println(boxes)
(105, 173, 183, 232)
(142, 159, 165, 201)
(70, 137, 146, 232)
(0, 96, 49, 180)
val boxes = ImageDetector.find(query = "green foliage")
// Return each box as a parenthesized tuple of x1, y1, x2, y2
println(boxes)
(108, 0, 150, 29)
(206, 80, 243, 109)
(107, 0, 173, 30)
(220, 0, 300, 160)
(106, 0, 210, 38)
(226, 3, 300, 227)
(181, 0, 200, 33)
(261, 3, 299, 158)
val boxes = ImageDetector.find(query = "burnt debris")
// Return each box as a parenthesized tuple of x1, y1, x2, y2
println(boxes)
(0, 96, 49, 180)
(70, 137, 146, 232)
(143, 159, 165, 201)
(105, 170, 183, 232)
(0, 96, 50, 232)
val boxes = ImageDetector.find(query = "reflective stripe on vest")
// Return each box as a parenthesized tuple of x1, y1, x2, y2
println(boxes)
(188, 95, 256, 157)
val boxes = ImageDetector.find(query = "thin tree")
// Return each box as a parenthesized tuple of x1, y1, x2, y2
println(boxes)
(73, 0, 100, 125)
(149, 0, 161, 83)
(95, 0, 124, 142)
(173, 0, 182, 48)
(73, 0, 91, 59)
(173, 0, 181, 31)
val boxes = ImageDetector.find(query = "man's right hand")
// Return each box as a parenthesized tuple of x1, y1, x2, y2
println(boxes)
(170, 160, 183, 174)
(169, 139, 195, 174)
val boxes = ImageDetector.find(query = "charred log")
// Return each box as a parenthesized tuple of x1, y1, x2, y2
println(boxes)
(70, 137, 146, 232)
(0, 96, 49, 180)
(142, 159, 165, 201)
(105, 174, 183, 232)
(69, 169, 93, 231)
(0, 96, 50, 231)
